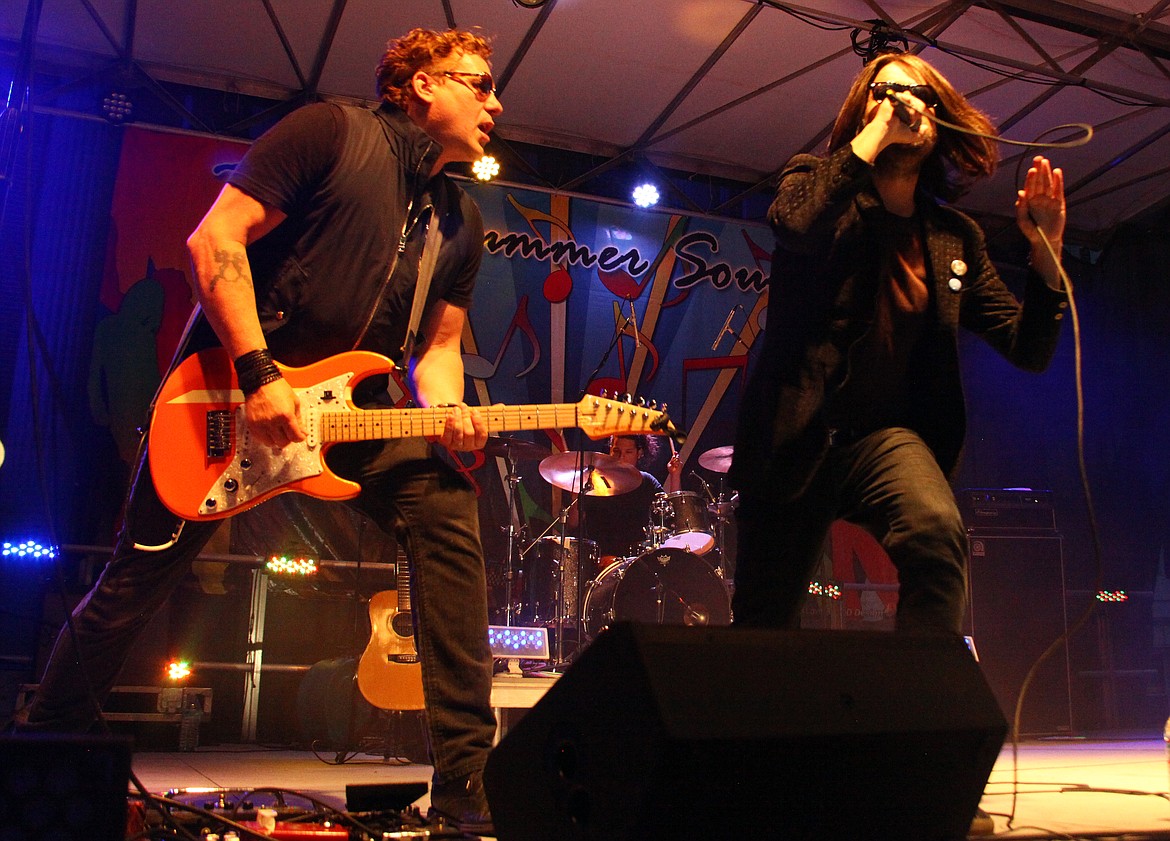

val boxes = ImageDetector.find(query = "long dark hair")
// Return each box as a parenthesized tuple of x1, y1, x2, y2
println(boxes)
(828, 53, 998, 200)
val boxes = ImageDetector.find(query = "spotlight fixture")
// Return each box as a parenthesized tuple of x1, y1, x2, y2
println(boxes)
(473, 155, 500, 181)
(512, 0, 548, 7)
(101, 91, 133, 122)
(167, 660, 192, 681)
(632, 183, 660, 208)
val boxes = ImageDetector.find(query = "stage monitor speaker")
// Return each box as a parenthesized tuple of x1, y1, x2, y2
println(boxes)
(483, 623, 1006, 841)
(0, 733, 132, 841)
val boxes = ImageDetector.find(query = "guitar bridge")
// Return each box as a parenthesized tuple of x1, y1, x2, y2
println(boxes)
(206, 410, 233, 458)
(388, 653, 420, 665)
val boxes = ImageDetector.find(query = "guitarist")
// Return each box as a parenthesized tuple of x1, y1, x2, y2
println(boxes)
(22, 28, 502, 835)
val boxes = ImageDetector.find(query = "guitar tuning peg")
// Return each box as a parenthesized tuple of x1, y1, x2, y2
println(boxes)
(637, 397, 647, 407)
(623, 393, 633, 404)
(650, 400, 658, 409)
(600, 389, 609, 398)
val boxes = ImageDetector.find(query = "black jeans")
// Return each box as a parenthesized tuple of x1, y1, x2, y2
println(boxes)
(733, 427, 968, 635)
(24, 436, 495, 783)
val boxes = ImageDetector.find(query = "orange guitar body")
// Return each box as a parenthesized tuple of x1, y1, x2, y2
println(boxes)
(148, 347, 679, 521)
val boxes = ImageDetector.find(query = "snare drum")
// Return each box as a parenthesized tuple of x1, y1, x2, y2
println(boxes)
(581, 546, 731, 639)
(653, 491, 715, 555)
(519, 536, 598, 626)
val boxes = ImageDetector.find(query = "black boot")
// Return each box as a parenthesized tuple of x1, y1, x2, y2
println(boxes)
(428, 768, 493, 836)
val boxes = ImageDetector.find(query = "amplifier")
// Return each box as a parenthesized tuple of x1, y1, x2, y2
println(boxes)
(960, 488, 1056, 533)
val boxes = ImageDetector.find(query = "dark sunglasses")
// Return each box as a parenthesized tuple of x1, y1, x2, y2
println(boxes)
(869, 81, 939, 108)
(438, 70, 496, 100)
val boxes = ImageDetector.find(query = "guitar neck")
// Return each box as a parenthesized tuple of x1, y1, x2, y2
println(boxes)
(319, 403, 581, 443)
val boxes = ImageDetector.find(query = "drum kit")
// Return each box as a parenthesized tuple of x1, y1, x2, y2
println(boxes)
(488, 435, 739, 665)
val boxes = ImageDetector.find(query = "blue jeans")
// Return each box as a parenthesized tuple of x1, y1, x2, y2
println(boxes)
(24, 436, 495, 783)
(733, 427, 968, 635)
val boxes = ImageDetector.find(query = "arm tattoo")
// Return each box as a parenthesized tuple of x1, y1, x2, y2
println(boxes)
(209, 249, 252, 293)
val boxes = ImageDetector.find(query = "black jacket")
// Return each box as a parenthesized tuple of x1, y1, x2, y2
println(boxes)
(730, 146, 1067, 503)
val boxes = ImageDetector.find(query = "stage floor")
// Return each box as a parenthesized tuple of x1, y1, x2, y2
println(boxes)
(127, 733, 1170, 840)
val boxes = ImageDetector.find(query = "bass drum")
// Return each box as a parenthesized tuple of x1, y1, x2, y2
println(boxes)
(582, 547, 732, 640)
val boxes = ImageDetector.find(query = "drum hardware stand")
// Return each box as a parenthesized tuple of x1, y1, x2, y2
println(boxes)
(550, 460, 593, 670)
(516, 491, 585, 670)
(501, 447, 522, 626)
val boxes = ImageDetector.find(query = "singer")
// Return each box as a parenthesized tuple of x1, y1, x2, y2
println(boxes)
(728, 52, 1068, 635)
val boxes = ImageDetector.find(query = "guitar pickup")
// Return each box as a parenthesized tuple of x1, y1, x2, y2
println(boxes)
(206, 410, 233, 458)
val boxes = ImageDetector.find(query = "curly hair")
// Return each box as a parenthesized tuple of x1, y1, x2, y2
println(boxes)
(376, 28, 493, 109)
(828, 53, 998, 200)
(610, 434, 660, 468)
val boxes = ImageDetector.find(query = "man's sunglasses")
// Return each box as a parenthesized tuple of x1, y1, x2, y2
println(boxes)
(869, 81, 939, 108)
(438, 71, 496, 100)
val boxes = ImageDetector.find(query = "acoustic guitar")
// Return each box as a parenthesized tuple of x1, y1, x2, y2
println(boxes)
(356, 557, 423, 711)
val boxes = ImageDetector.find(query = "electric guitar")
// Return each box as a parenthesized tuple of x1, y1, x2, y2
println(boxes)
(356, 558, 423, 711)
(148, 348, 679, 521)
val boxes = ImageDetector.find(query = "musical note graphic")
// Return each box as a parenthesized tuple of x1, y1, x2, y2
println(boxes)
(462, 295, 541, 380)
(445, 447, 486, 496)
(741, 228, 773, 269)
(544, 268, 573, 303)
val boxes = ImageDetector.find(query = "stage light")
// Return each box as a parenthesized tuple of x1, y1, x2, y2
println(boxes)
(1096, 589, 1128, 603)
(488, 625, 550, 659)
(512, 0, 548, 7)
(266, 553, 318, 576)
(101, 91, 132, 122)
(473, 155, 500, 181)
(2, 539, 57, 560)
(807, 580, 842, 600)
(167, 660, 192, 681)
(632, 183, 660, 208)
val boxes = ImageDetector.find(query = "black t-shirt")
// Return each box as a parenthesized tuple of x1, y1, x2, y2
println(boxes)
(580, 472, 663, 558)
(226, 102, 478, 366)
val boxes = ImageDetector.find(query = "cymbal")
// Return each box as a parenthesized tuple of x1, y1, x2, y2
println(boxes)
(484, 436, 549, 461)
(538, 451, 641, 496)
(697, 445, 734, 473)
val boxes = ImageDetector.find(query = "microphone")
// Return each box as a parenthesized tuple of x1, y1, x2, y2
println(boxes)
(877, 88, 918, 130)
(712, 305, 741, 351)
(690, 470, 715, 502)
(629, 299, 640, 349)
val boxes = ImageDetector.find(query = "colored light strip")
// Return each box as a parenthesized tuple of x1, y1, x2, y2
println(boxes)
(265, 554, 318, 576)
(1095, 590, 1128, 603)
(488, 625, 550, 659)
(2, 540, 57, 559)
(807, 580, 842, 600)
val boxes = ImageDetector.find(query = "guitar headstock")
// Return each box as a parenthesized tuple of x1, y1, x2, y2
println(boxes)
(575, 393, 686, 443)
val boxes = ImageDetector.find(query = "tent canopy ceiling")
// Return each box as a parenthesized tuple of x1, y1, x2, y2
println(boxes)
(7, 0, 1170, 244)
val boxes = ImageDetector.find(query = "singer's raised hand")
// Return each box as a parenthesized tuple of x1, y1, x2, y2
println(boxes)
(1016, 155, 1066, 287)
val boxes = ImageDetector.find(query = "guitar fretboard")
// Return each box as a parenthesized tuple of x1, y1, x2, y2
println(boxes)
(319, 403, 582, 443)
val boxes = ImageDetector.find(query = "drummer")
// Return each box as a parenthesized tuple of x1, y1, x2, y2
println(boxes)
(569, 434, 681, 562)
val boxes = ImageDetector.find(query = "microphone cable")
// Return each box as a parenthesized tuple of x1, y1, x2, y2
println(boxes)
(889, 92, 1094, 150)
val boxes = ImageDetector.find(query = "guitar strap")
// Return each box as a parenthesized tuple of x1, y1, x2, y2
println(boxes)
(399, 209, 443, 370)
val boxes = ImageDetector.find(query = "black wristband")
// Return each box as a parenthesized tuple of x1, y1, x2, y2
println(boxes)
(234, 348, 282, 396)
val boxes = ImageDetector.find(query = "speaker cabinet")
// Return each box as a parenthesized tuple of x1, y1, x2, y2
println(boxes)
(966, 533, 1072, 735)
(484, 623, 1006, 841)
